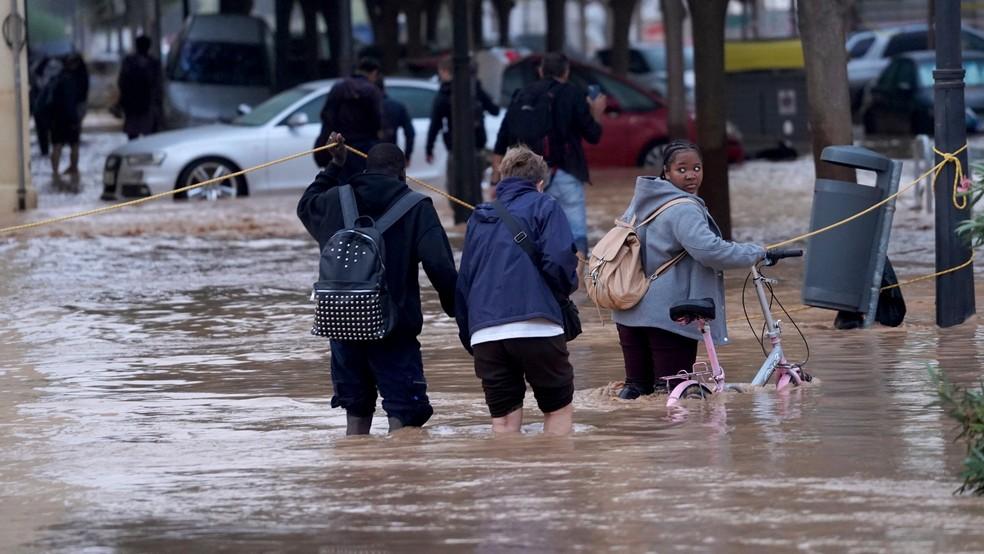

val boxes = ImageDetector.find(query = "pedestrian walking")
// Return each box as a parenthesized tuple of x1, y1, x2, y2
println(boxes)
(425, 57, 500, 199)
(378, 77, 415, 164)
(117, 35, 163, 141)
(611, 141, 765, 400)
(455, 145, 579, 435)
(49, 53, 89, 179)
(313, 58, 384, 182)
(297, 133, 458, 435)
(29, 53, 62, 157)
(493, 52, 606, 258)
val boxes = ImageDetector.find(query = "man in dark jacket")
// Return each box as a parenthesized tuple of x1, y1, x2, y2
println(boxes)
(118, 35, 162, 141)
(425, 58, 500, 214)
(455, 145, 579, 435)
(314, 58, 384, 181)
(378, 77, 415, 163)
(297, 133, 458, 435)
(492, 52, 606, 257)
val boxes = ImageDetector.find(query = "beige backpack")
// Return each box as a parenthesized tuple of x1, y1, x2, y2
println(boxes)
(584, 198, 696, 310)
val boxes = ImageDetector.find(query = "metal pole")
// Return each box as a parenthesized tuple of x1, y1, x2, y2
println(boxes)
(6, 0, 27, 211)
(451, 0, 477, 224)
(933, 0, 976, 327)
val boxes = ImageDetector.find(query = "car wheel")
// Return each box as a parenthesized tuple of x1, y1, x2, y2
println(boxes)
(639, 140, 668, 168)
(175, 157, 247, 201)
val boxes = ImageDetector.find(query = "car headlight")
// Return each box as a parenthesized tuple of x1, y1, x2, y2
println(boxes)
(125, 152, 166, 166)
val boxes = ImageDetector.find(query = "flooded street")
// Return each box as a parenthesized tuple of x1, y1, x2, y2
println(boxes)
(2, 151, 984, 552)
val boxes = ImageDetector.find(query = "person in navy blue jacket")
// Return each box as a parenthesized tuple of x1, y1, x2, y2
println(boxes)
(455, 145, 579, 435)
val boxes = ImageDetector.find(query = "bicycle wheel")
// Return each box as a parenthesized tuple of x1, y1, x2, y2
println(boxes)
(680, 383, 712, 400)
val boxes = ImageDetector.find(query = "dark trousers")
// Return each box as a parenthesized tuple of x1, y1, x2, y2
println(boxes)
(34, 113, 51, 156)
(616, 324, 698, 393)
(328, 333, 433, 426)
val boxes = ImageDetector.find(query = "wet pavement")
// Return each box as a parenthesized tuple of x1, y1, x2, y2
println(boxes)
(2, 131, 984, 552)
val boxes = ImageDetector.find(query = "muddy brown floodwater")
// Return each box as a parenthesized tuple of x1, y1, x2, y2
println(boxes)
(2, 160, 984, 552)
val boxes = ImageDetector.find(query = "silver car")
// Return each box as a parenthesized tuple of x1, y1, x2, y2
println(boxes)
(104, 78, 504, 200)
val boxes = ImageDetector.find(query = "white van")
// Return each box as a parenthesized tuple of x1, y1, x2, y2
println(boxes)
(164, 14, 274, 128)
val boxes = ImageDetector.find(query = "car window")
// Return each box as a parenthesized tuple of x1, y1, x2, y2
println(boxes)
(575, 67, 657, 112)
(233, 87, 309, 126)
(962, 31, 984, 51)
(895, 59, 917, 88)
(883, 31, 928, 58)
(848, 36, 875, 59)
(283, 93, 326, 125)
(876, 59, 900, 89)
(628, 50, 651, 73)
(921, 58, 984, 87)
(385, 85, 436, 119)
(167, 40, 270, 86)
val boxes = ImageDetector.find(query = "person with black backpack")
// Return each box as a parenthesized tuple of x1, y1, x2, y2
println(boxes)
(297, 133, 458, 435)
(492, 52, 606, 258)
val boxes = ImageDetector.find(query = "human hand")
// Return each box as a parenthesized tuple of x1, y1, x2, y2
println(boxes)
(588, 93, 608, 121)
(328, 132, 346, 166)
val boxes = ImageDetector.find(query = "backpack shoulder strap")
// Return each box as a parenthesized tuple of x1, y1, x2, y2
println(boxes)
(636, 197, 700, 229)
(374, 191, 428, 234)
(338, 185, 358, 229)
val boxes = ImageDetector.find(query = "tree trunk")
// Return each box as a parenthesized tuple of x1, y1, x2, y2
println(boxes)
(274, 0, 292, 89)
(545, 0, 565, 52)
(661, 0, 688, 139)
(300, 0, 320, 80)
(491, 0, 514, 47)
(686, 0, 732, 239)
(608, 0, 637, 77)
(405, 0, 426, 58)
(366, 0, 400, 72)
(425, 0, 441, 45)
(797, 0, 855, 182)
(472, 0, 485, 49)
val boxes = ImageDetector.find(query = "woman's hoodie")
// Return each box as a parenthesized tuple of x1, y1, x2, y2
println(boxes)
(612, 176, 765, 344)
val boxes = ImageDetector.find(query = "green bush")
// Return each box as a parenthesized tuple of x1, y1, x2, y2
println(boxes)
(955, 163, 984, 246)
(930, 367, 984, 495)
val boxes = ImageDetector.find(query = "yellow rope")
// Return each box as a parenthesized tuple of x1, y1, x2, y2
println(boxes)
(0, 142, 345, 235)
(880, 253, 976, 291)
(766, 144, 968, 250)
(344, 146, 475, 211)
(932, 145, 970, 210)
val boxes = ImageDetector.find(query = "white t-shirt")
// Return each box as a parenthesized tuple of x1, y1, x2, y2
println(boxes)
(470, 318, 564, 347)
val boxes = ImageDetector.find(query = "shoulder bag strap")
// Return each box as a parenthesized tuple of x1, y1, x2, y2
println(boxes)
(338, 185, 359, 229)
(491, 200, 539, 263)
(374, 191, 427, 234)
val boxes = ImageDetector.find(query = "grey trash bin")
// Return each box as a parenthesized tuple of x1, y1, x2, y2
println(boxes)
(801, 146, 903, 322)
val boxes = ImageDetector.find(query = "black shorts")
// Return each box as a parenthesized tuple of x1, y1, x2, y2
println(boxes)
(472, 335, 574, 418)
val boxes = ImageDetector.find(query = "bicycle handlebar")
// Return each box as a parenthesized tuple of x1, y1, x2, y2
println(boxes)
(763, 248, 804, 266)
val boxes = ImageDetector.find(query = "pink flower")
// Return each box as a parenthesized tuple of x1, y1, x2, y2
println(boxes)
(959, 176, 972, 193)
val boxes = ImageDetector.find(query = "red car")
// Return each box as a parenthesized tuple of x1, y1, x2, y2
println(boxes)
(499, 56, 744, 167)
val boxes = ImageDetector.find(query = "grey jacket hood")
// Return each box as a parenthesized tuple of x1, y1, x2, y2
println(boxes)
(612, 176, 765, 344)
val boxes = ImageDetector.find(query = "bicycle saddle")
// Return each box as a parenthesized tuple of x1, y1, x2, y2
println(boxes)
(669, 298, 716, 323)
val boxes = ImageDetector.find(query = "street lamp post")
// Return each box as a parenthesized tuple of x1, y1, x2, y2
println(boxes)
(450, 0, 478, 224)
(933, 0, 976, 328)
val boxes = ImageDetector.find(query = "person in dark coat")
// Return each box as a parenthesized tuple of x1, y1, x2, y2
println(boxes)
(425, 57, 500, 215)
(378, 77, 415, 164)
(29, 54, 62, 157)
(49, 53, 89, 178)
(118, 35, 162, 140)
(455, 145, 579, 435)
(493, 52, 606, 257)
(297, 133, 458, 435)
(313, 58, 383, 182)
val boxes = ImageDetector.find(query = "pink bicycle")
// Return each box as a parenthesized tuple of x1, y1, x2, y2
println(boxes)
(663, 249, 811, 406)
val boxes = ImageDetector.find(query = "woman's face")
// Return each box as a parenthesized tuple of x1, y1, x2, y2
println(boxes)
(664, 150, 703, 195)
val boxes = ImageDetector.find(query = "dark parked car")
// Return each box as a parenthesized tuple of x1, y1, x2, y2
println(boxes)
(500, 56, 743, 168)
(860, 51, 984, 135)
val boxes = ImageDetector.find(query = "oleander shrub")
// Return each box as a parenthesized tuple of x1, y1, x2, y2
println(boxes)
(930, 367, 984, 495)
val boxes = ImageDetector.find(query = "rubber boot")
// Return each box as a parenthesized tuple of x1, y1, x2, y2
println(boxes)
(618, 382, 655, 400)
(345, 414, 373, 435)
(387, 417, 405, 433)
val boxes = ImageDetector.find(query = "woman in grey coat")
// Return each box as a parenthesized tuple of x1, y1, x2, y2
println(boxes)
(614, 141, 766, 399)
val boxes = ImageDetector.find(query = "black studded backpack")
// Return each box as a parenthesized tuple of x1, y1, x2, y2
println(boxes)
(311, 185, 426, 341)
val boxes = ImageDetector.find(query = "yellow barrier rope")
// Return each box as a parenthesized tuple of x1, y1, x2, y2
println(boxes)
(766, 144, 968, 250)
(343, 146, 476, 211)
(932, 145, 970, 210)
(0, 142, 347, 235)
